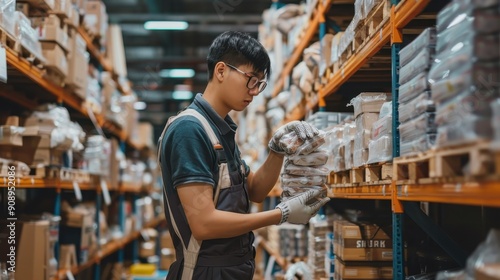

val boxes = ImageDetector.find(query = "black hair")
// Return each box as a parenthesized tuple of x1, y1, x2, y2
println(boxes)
(206, 31, 271, 81)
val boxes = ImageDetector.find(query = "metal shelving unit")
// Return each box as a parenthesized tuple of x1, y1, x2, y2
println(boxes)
(0, 23, 161, 280)
(266, 0, 500, 278)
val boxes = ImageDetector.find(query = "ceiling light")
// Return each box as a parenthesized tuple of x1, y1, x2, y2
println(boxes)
(172, 90, 193, 100)
(159, 69, 195, 78)
(134, 101, 147, 110)
(144, 21, 189, 30)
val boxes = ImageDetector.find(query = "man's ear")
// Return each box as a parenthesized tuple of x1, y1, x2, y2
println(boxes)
(215, 62, 226, 82)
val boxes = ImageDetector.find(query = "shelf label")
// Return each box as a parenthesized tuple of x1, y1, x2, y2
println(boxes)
(101, 178, 111, 205)
(73, 181, 82, 201)
(0, 46, 7, 83)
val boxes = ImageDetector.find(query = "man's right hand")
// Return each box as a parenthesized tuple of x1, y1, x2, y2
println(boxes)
(275, 189, 330, 224)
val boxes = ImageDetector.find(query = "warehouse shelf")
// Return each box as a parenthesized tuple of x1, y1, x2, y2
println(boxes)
(5, 46, 139, 149)
(318, 0, 430, 99)
(57, 214, 165, 280)
(397, 181, 500, 208)
(119, 181, 143, 193)
(328, 184, 392, 200)
(271, 0, 333, 98)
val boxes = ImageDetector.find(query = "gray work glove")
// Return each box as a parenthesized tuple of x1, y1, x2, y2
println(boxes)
(275, 189, 330, 224)
(268, 121, 319, 155)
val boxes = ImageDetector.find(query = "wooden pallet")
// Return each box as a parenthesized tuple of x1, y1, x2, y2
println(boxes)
(363, 162, 393, 184)
(14, 43, 45, 69)
(31, 166, 92, 183)
(434, 141, 493, 179)
(358, 0, 391, 51)
(352, 24, 368, 52)
(338, 46, 354, 67)
(393, 150, 436, 185)
(330, 170, 351, 185)
(0, 27, 17, 51)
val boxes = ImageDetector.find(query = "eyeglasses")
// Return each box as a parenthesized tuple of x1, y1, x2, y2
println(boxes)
(226, 63, 267, 93)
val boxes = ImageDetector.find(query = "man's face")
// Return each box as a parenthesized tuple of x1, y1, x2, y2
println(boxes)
(223, 63, 266, 111)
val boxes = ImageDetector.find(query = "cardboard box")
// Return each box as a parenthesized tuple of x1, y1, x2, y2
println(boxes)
(38, 15, 69, 52)
(334, 220, 393, 262)
(161, 231, 175, 250)
(0, 126, 24, 146)
(41, 42, 68, 76)
(334, 258, 393, 279)
(66, 33, 88, 92)
(84, 1, 108, 38)
(106, 24, 127, 77)
(136, 122, 154, 149)
(16, 220, 51, 280)
(53, 0, 72, 18)
(0, 136, 42, 165)
(352, 92, 389, 118)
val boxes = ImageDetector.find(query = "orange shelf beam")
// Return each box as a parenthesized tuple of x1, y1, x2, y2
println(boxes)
(77, 27, 113, 73)
(397, 181, 500, 208)
(271, 0, 332, 98)
(328, 184, 393, 200)
(6, 47, 133, 143)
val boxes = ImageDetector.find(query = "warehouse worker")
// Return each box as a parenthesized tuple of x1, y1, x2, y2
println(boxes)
(157, 31, 330, 279)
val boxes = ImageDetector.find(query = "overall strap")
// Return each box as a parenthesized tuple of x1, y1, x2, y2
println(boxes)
(157, 108, 225, 280)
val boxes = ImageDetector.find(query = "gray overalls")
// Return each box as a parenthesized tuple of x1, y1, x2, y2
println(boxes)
(158, 108, 255, 280)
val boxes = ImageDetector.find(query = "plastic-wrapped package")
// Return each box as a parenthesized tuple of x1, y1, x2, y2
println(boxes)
(344, 139, 354, 170)
(436, 14, 500, 56)
(372, 115, 392, 141)
(364, 0, 382, 16)
(284, 163, 330, 176)
(436, 0, 500, 34)
(332, 156, 345, 172)
(330, 32, 343, 65)
(435, 89, 496, 125)
(399, 91, 435, 123)
(342, 122, 356, 143)
(399, 47, 434, 85)
(339, 21, 355, 55)
(281, 174, 327, 187)
(354, 129, 371, 151)
(303, 41, 321, 71)
(289, 150, 329, 166)
(436, 116, 492, 147)
(353, 148, 369, 168)
(15, 11, 45, 63)
(355, 112, 379, 134)
(378, 101, 392, 119)
(399, 113, 437, 142)
(399, 72, 429, 104)
(280, 185, 327, 203)
(368, 135, 393, 164)
(278, 131, 303, 155)
(0, 0, 15, 36)
(348, 92, 388, 118)
(429, 61, 499, 105)
(274, 4, 303, 34)
(354, 0, 366, 20)
(400, 27, 437, 67)
(400, 134, 436, 156)
(296, 131, 327, 156)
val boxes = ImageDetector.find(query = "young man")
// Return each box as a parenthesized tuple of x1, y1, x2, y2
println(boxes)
(158, 31, 330, 279)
